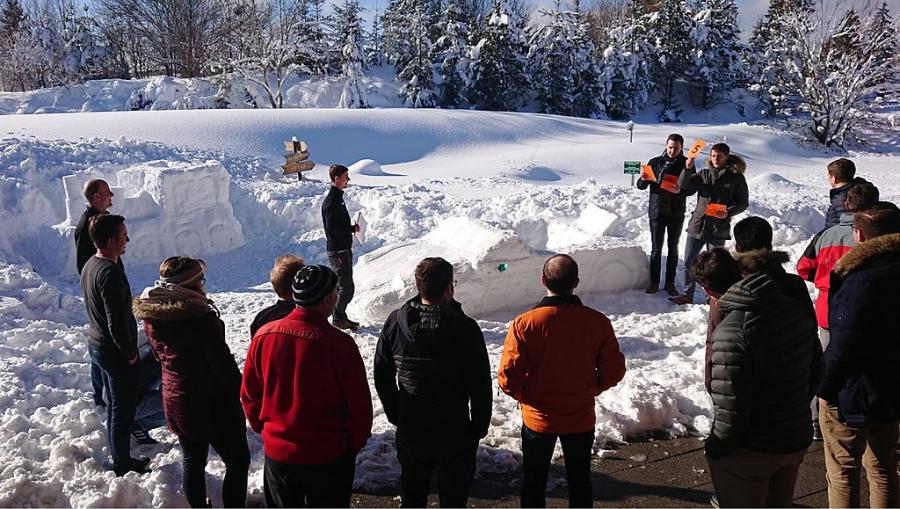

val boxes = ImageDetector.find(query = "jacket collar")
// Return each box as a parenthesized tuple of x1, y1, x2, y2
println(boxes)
(329, 186, 344, 197)
(832, 233, 900, 277)
(534, 294, 582, 309)
(838, 212, 855, 225)
(288, 305, 330, 325)
(733, 248, 789, 277)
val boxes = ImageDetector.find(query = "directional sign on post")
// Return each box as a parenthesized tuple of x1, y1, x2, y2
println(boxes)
(282, 138, 315, 181)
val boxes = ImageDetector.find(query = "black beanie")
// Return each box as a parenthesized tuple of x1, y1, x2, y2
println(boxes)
(292, 265, 338, 307)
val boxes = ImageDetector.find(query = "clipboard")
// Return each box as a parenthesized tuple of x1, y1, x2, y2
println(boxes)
(354, 212, 367, 245)
(660, 174, 679, 193)
(705, 203, 727, 218)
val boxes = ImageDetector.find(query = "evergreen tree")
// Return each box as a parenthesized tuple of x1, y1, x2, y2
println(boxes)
(433, 2, 470, 108)
(645, 0, 693, 121)
(1, 0, 25, 38)
(296, 0, 329, 74)
(328, 0, 366, 73)
(599, 3, 653, 119)
(398, 3, 437, 107)
(366, 6, 385, 65)
(339, 12, 368, 108)
(468, 0, 529, 111)
(689, 0, 743, 109)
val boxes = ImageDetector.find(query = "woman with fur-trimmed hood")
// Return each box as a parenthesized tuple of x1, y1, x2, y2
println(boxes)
(133, 256, 249, 508)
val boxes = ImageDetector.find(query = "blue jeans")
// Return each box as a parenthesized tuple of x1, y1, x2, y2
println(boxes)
(90, 346, 140, 472)
(682, 235, 726, 299)
(90, 356, 105, 404)
(521, 425, 594, 508)
(649, 215, 684, 286)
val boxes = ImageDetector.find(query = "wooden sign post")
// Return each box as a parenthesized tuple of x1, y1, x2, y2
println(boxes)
(282, 138, 316, 181)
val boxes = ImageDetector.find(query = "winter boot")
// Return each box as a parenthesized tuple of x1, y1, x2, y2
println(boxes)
(332, 317, 360, 331)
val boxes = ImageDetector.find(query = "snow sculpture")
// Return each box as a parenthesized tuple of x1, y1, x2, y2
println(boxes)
(62, 160, 244, 269)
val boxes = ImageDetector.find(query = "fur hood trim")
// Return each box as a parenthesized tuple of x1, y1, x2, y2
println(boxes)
(733, 249, 790, 275)
(833, 233, 900, 277)
(706, 154, 746, 175)
(133, 282, 215, 321)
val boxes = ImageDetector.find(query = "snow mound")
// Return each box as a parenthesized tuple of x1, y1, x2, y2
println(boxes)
(352, 217, 647, 320)
(348, 159, 386, 176)
(60, 160, 245, 269)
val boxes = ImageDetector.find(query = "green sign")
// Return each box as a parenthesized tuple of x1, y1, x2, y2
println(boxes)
(624, 161, 641, 175)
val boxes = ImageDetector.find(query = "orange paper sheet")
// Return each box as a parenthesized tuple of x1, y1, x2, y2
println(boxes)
(686, 139, 707, 159)
(641, 164, 656, 181)
(705, 203, 727, 218)
(660, 175, 679, 193)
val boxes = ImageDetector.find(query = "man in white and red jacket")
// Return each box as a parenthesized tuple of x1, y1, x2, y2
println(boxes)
(241, 264, 373, 508)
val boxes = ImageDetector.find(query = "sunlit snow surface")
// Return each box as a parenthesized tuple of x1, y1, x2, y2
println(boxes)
(1, 109, 899, 506)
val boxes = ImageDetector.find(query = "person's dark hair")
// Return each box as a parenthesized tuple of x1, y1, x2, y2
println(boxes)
(159, 256, 203, 278)
(710, 142, 730, 155)
(415, 257, 454, 302)
(845, 182, 879, 212)
(666, 133, 684, 145)
(271, 255, 305, 300)
(542, 254, 578, 294)
(827, 158, 856, 183)
(329, 164, 349, 182)
(733, 216, 773, 252)
(855, 202, 900, 239)
(88, 214, 125, 248)
(82, 179, 108, 201)
(690, 248, 742, 295)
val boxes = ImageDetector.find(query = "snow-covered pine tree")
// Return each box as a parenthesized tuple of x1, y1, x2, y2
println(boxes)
(380, 0, 415, 69)
(599, 1, 653, 119)
(468, 0, 529, 111)
(33, 1, 110, 85)
(570, 2, 606, 118)
(863, 3, 897, 90)
(397, 2, 437, 107)
(339, 3, 369, 108)
(528, 2, 577, 115)
(744, 0, 813, 116)
(366, 5, 385, 66)
(328, 0, 366, 73)
(0, 1, 42, 92)
(1, 0, 25, 38)
(689, 0, 743, 109)
(645, 0, 693, 121)
(296, 0, 329, 75)
(433, 2, 470, 108)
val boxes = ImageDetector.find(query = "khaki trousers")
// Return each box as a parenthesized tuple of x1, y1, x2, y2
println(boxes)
(707, 446, 808, 507)
(820, 404, 899, 508)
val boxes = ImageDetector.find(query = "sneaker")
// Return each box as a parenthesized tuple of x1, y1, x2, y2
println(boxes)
(669, 294, 693, 305)
(664, 283, 679, 296)
(113, 456, 152, 476)
(332, 317, 360, 331)
(812, 422, 823, 442)
(645, 284, 659, 294)
(710, 494, 720, 508)
(131, 428, 158, 445)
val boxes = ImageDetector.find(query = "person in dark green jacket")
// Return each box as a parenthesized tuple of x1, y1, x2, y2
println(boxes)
(691, 248, 823, 507)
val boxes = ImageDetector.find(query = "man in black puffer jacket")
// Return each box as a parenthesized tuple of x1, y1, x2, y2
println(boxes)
(691, 249, 822, 507)
(374, 258, 492, 508)
(636, 133, 697, 295)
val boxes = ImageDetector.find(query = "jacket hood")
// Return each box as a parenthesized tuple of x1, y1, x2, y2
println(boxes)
(832, 233, 900, 277)
(733, 249, 790, 276)
(398, 297, 465, 340)
(133, 282, 215, 321)
(717, 272, 781, 313)
(706, 154, 746, 175)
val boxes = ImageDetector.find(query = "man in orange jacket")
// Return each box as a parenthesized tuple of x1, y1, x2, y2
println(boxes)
(499, 254, 626, 508)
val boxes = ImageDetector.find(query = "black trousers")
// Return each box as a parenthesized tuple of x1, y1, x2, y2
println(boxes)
(648, 215, 684, 286)
(521, 424, 595, 508)
(264, 451, 357, 508)
(178, 399, 250, 508)
(397, 431, 478, 508)
(327, 250, 355, 320)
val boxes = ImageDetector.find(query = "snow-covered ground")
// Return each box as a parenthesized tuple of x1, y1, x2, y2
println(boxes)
(1, 108, 899, 506)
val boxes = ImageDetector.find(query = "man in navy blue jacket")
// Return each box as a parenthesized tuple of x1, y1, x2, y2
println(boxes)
(818, 202, 900, 508)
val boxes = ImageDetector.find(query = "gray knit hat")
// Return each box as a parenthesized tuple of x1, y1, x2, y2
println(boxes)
(292, 265, 338, 307)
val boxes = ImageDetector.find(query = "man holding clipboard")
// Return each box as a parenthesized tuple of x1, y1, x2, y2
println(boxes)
(322, 164, 362, 331)
(671, 142, 749, 305)
(636, 134, 697, 296)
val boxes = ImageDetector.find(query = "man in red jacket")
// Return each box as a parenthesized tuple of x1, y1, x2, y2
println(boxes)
(241, 264, 373, 508)
(499, 254, 626, 507)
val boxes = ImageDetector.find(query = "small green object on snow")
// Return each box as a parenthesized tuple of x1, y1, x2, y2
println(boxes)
(497, 263, 508, 272)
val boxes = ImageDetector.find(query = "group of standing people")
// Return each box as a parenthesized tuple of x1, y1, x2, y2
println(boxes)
(73, 145, 898, 509)
(638, 140, 900, 508)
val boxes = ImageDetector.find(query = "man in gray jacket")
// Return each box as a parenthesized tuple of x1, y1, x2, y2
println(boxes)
(672, 143, 749, 304)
